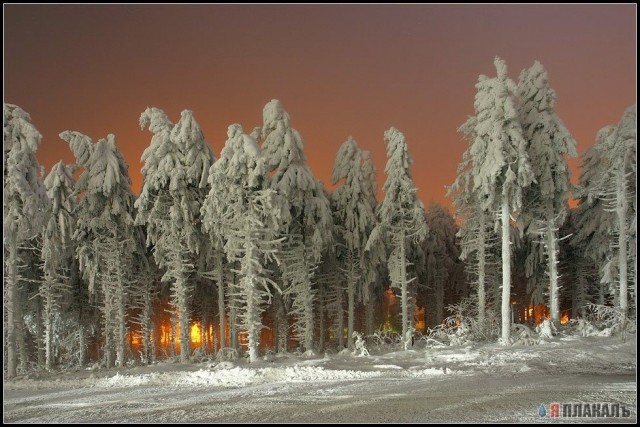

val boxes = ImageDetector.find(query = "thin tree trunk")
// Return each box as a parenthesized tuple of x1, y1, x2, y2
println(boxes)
(616, 167, 628, 318)
(169, 317, 176, 358)
(399, 232, 409, 349)
(17, 303, 28, 373)
(78, 324, 86, 367)
(44, 289, 54, 371)
(215, 252, 225, 350)
(347, 251, 356, 349)
(337, 288, 344, 348)
(105, 308, 114, 368)
(244, 216, 260, 363)
(116, 268, 126, 367)
(177, 274, 190, 363)
(318, 286, 325, 352)
(201, 311, 207, 354)
(141, 283, 153, 364)
(6, 237, 18, 378)
(245, 274, 259, 363)
(501, 195, 511, 345)
(276, 294, 288, 353)
(301, 261, 314, 353)
(408, 284, 416, 333)
(74, 259, 87, 367)
(547, 220, 560, 323)
(35, 296, 45, 370)
(477, 212, 486, 330)
(230, 272, 238, 351)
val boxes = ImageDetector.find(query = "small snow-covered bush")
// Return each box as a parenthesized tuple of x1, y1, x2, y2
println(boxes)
(191, 347, 214, 363)
(366, 328, 402, 352)
(401, 327, 416, 350)
(352, 332, 369, 357)
(573, 318, 599, 337)
(581, 304, 635, 338)
(535, 319, 557, 339)
(511, 323, 539, 346)
(421, 297, 500, 347)
(557, 304, 635, 339)
(216, 347, 239, 362)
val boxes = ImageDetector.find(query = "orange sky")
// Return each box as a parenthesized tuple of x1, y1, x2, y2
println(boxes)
(4, 5, 636, 211)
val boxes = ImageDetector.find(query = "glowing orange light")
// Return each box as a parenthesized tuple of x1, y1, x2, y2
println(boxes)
(560, 312, 570, 325)
(190, 322, 202, 344)
(414, 306, 426, 332)
(129, 331, 141, 346)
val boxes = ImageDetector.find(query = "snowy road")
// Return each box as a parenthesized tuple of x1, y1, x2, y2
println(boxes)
(4, 335, 636, 423)
(4, 371, 636, 423)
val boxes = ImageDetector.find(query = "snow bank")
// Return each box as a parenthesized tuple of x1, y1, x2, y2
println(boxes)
(97, 365, 382, 389)
(405, 367, 463, 378)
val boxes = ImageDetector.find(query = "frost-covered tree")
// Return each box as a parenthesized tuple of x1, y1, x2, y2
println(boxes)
(459, 57, 535, 344)
(128, 223, 156, 365)
(202, 124, 285, 362)
(332, 137, 377, 348)
(573, 106, 636, 322)
(367, 127, 427, 347)
(572, 131, 616, 304)
(448, 117, 496, 331)
(518, 61, 577, 323)
(60, 131, 136, 368)
(258, 100, 332, 352)
(561, 210, 595, 319)
(40, 162, 76, 370)
(597, 106, 636, 319)
(136, 107, 215, 362)
(423, 202, 461, 325)
(4, 104, 47, 378)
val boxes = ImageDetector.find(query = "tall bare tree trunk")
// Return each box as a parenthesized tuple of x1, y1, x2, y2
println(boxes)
(6, 236, 18, 378)
(616, 167, 628, 318)
(399, 232, 409, 348)
(347, 251, 356, 349)
(477, 212, 486, 329)
(501, 195, 511, 345)
(547, 219, 560, 323)
(215, 252, 225, 350)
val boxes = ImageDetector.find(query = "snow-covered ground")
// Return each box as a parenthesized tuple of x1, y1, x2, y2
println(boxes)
(4, 333, 636, 423)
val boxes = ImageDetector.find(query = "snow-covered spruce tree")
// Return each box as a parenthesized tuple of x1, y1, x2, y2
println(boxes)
(170, 109, 215, 360)
(332, 137, 377, 348)
(202, 124, 285, 362)
(315, 227, 343, 350)
(136, 107, 215, 362)
(258, 100, 332, 353)
(423, 202, 461, 325)
(367, 127, 427, 348)
(323, 188, 355, 349)
(561, 210, 595, 319)
(572, 131, 617, 305)
(459, 57, 535, 344)
(597, 106, 636, 320)
(60, 131, 136, 368)
(200, 152, 230, 351)
(359, 151, 383, 335)
(448, 117, 496, 331)
(518, 61, 577, 324)
(201, 126, 243, 353)
(4, 104, 48, 378)
(40, 161, 76, 370)
(128, 223, 156, 365)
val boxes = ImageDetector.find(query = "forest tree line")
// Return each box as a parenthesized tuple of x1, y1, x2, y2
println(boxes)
(3, 58, 636, 376)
